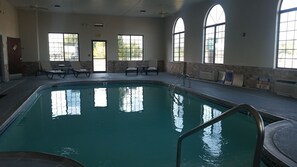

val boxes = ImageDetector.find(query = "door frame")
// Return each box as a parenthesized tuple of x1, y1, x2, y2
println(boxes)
(92, 40, 107, 73)
(0, 35, 3, 82)
(7, 37, 22, 74)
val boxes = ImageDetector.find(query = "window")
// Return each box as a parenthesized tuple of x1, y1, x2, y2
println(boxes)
(173, 18, 185, 61)
(277, 0, 297, 69)
(119, 87, 143, 113)
(48, 33, 79, 61)
(202, 105, 222, 156)
(204, 4, 226, 64)
(172, 93, 184, 132)
(94, 88, 107, 107)
(51, 90, 81, 119)
(118, 35, 143, 61)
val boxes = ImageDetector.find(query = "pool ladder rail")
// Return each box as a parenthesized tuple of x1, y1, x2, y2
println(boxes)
(176, 104, 265, 167)
(171, 74, 191, 88)
(169, 74, 191, 105)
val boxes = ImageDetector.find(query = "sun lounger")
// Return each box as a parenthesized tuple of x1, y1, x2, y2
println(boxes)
(125, 61, 138, 75)
(40, 61, 66, 79)
(70, 61, 91, 78)
(145, 60, 158, 75)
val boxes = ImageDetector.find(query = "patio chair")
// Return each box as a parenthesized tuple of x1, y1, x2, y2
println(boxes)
(145, 60, 158, 75)
(125, 61, 138, 75)
(40, 61, 66, 79)
(70, 61, 91, 78)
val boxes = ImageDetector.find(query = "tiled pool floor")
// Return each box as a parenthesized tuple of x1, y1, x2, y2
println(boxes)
(0, 73, 296, 166)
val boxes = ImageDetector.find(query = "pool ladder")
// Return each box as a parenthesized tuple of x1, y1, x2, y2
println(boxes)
(169, 74, 191, 105)
(176, 104, 265, 167)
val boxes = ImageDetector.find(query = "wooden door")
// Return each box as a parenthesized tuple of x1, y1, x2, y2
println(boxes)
(7, 37, 22, 74)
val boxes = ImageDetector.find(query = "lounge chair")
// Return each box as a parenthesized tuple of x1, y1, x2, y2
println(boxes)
(40, 61, 66, 79)
(125, 61, 138, 75)
(70, 61, 91, 78)
(145, 60, 158, 75)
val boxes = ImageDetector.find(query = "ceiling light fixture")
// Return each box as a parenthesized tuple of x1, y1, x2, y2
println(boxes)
(94, 23, 104, 27)
(160, 11, 167, 18)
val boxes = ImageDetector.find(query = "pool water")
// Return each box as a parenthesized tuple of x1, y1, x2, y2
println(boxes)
(0, 83, 262, 167)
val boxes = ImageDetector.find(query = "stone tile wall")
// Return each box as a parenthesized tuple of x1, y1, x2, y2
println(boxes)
(22, 61, 93, 76)
(165, 61, 297, 91)
(107, 60, 164, 73)
(22, 60, 164, 75)
(22, 62, 39, 76)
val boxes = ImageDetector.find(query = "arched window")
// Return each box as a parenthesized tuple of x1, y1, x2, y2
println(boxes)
(277, 0, 297, 69)
(173, 18, 185, 62)
(204, 4, 225, 64)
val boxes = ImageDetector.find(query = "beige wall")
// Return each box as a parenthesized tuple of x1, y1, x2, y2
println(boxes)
(165, 0, 279, 68)
(18, 10, 165, 62)
(0, 0, 19, 38)
(0, 0, 19, 81)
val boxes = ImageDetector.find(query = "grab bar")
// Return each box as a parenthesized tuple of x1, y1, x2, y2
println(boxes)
(168, 74, 189, 105)
(176, 104, 265, 167)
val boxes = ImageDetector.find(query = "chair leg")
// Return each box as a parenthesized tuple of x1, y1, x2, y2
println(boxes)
(46, 73, 53, 79)
(59, 73, 66, 78)
(73, 72, 78, 78)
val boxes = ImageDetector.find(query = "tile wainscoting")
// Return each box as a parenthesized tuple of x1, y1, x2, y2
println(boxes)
(165, 61, 297, 94)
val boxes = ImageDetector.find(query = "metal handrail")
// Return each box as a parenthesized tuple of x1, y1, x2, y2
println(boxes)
(169, 74, 190, 105)
(176, 104, 265, 167)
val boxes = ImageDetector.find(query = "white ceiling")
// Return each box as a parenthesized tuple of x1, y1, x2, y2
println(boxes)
(8, 0, 205, 18)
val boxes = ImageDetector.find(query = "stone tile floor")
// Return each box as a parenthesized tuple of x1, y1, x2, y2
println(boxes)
(0, 72, 296, 167)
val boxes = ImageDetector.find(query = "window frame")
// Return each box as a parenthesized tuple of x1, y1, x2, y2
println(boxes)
(276, 0, 297, 69)
(48, 32, 80, 61)
(173, 17, 185, 62)
(117, 34, 144, 61)
(203, 4, 226, 64)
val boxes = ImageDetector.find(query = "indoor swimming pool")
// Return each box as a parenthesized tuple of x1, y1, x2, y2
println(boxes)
(0, 82, 264, 167)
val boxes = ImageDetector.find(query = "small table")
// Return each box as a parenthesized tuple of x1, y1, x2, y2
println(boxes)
(140, 66, 147, 75)
(58, 64, 71, 73)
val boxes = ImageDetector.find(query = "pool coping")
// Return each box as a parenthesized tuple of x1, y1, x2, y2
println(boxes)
(0, 151, 83, 167)
(263, 120, 297, 167)
(0, 78, 294, 167)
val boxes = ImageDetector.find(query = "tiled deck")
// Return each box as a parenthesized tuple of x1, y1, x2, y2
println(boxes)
(0, 73, 296, 166)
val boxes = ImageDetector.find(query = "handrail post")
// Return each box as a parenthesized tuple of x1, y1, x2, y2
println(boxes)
(176, 104, 265, 167)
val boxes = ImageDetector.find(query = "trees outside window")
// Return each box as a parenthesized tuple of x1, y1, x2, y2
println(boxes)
(173, 18, 185, 62)
(118, 35, 143, 61)
(277, 0, 297, 69)
(204, 5, 225, 64)
(48, 33, 79, 61)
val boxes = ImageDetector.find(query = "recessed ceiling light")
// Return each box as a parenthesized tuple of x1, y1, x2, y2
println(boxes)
(54, 4, 60, 8)
(94, 23, 104, 27)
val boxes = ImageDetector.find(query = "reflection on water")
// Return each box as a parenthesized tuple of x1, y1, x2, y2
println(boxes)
(172, 93, 184, 132)
(202, 105, 222, 157)
(51, 90, 81, 118)
(0, 84, 259, 167)
(94, 88, 107, 107)
(119, 87, 143, 113)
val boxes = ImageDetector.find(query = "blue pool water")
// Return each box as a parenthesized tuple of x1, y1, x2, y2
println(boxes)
(0, 83, 262, 166)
